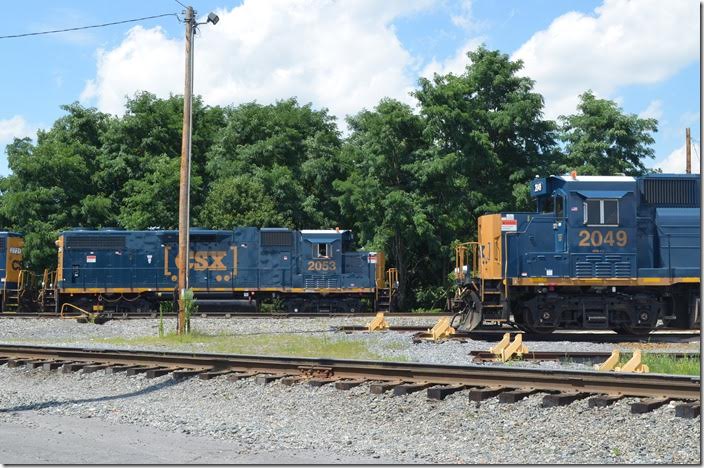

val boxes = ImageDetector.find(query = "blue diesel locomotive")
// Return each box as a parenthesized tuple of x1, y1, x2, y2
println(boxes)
(53, 227, 396, 314)
(454, 173, 701, 334)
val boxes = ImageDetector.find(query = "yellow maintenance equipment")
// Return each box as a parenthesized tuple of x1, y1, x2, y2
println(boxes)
(425, 317, 456, 341)
(594, 350, 620, 371)
(366, 312, 389, 332)
(60, 303, 99, 323)
(489, 332, 529, 362)
(595, 349, 649, 373)
(617, 350, 649, 373)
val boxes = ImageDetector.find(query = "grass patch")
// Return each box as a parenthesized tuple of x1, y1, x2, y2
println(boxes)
(618, 353, 700, 376)
(95, 331, 400, 361)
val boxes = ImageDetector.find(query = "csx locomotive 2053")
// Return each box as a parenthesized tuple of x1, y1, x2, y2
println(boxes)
(453, 173, 701, 334)
(53, 227, 396, 314)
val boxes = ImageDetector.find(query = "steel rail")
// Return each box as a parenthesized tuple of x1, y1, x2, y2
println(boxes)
(0, 312, 451, 320)
(469, 350, 699, 363)
(0, 344, 699, 400)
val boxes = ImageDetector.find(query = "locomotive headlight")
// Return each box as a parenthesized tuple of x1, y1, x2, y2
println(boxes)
(640, 312, 649, 321)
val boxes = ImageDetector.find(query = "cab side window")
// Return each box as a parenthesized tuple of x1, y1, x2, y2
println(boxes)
(555, 195, 564, 220)
(584, 199, 619, 226)
(314, 243, 331, 258)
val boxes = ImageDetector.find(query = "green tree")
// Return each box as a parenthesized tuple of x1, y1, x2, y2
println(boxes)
(335, 99, 433, 307)
(558, 91, 658, 175)
(414, 46, 558, 225)
(204, 98, 342, 228)
(0, 103, 110, 270)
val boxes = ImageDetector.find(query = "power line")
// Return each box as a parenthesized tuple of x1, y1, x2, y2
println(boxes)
(0, 13, 178, 40)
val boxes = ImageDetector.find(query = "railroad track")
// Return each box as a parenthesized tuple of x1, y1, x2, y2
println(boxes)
(0, 344, 699, 417)
(334, 326, 700, 343)
(468, 350, 699, 363)
(0, 311, 450, 320)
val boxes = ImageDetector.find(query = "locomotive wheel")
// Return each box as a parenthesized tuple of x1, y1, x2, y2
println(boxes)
(456, 290, 483, 331)
(516, 308, 556, 334)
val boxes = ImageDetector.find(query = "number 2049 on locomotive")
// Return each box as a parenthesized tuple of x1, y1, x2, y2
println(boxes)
(453, 173, 700, 334)
(54, 227, 397, 315)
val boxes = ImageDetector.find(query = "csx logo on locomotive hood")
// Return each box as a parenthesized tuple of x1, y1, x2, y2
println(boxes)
(187, 250, 228, 271)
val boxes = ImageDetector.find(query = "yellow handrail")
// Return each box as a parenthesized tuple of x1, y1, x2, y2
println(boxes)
(60, 302, 98, 321)
(386, 268, 398, 293)
(455, 241, 480, 282)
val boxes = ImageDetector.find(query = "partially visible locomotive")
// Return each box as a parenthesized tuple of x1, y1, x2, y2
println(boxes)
(453, 173, 701, 334)
(0, 231, 26, 311)
(52, 227, 397, 315)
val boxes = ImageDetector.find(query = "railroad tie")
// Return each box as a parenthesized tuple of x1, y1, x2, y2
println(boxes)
(105, 365, 141, 375)
(226, 372, 257, 382)
(171, 369, 202, 380)
(542, 392, 591, 407)
(197, 370, 234, 380)
(6, 358, 31, 368)
(145, 368, 175, 378)
(307, 378, 335, 387)
(62, 363, 88, 373)
(675, 402, 700, 419)
(126, 366, 166, 376)
(42, 360, 71, 371)
(631, 398, 671, 414)
(498, 389, 541, 403)
(426, 385, 466, 400)
(280, 376, 305, 386)
(588, 394, 624, 408)
(255, 374, 288, 385)
(81, 364, 111, 374)
(467, 387, 509, 402)
(392, 382, 432, 396)
(334, 380, 367, 390)
(26, 360, 51, 369)
(369, 381, 406, 394)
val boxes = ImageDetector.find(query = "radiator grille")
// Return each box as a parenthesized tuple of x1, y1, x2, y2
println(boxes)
(261, 231, 293, 247)
(65, 235, 126, 250)
(304, 276, 339, 288)
(574, 255, 633, 277)
(642, 178, 698, 206)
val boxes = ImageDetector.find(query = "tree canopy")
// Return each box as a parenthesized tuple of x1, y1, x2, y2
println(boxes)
(0, 46, 659, 309)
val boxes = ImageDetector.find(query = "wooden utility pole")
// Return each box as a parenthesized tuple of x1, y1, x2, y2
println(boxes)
(685, 127, 691, 174)
(177, 6, 195, 335)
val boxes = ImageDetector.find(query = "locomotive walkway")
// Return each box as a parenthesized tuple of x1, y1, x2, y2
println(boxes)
(0, 344, 699, 418)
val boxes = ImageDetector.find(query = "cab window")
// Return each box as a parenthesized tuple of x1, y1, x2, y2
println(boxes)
(555, 195, 564, 220)
(584, 199, 618, 226)
(314, 243, 331, 258)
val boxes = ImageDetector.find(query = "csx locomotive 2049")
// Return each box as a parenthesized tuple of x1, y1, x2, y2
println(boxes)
(51, 227, 396, 315)
(453, 174, 701, 334)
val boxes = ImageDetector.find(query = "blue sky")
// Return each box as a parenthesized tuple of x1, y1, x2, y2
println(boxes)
(0, 0, 699, 175)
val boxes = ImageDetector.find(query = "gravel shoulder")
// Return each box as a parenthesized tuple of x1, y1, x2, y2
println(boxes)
(0, 411, 391, 464)
(0, 364, 699, 464)
(0, 317, 698, 369)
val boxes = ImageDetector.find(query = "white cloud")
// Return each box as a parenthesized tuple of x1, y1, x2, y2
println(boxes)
(652, 143, 701, 174)
(420, 37, 484, 78)
(638, 99, 663, 120)
(0, 115, 37, 176)
(451, 0, 474, 30)
(512, 0, 699, 119)
(0, 116, 34, 144)
(80, 0, 434, 119)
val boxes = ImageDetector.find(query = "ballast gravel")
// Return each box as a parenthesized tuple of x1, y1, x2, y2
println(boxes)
(0, 364, 699, 464)
(0, 317, 698, 366)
